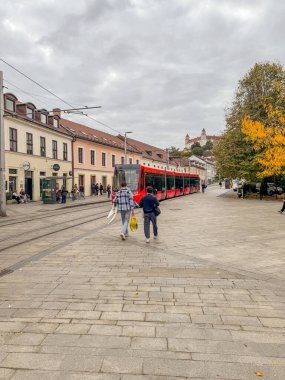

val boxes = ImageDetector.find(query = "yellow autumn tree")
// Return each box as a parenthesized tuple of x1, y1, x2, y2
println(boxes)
(242, 104, 285, 177)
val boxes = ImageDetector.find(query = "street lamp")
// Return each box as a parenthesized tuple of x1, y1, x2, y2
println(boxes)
(124, 131, 133, 164)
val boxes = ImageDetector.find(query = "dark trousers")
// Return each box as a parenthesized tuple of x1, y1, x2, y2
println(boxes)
(144, 212, 158, 239)
(281, 201, 285, 212)
(61, 195, 67, 204)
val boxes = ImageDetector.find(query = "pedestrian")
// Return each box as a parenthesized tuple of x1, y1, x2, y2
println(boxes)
(107, 184, 111, 198)
(79, 185, 85, 199)
(61, 188, 68, 203)
(12, 191, 22, 204)
(95, 183, 99, 196)
(139, 186, 159, 243)
(20, 189, 27, 203)
(99, 183, 104, 196)
(91, 183, 96, 196)
(56, 189, 62, 203)
(114, 182, 136, 240)
(219, 181, 222, 189)
(202, 183, 206, 193)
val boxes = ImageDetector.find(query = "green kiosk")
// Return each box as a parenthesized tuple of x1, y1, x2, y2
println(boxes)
(41, 176, 72, 204)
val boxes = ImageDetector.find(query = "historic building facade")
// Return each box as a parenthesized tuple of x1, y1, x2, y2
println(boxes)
(3, 93, 73, 201)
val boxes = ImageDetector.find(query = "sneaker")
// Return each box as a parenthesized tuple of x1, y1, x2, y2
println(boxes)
(146, 238, 150, 243)
(120, 233, 126, 240)
(154, 235, 158, 239)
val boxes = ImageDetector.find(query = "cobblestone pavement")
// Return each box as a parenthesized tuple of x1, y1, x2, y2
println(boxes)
(0, 186, 284, 379)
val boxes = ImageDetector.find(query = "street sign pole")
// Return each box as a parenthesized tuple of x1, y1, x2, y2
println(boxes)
(0, 71, 7, 217)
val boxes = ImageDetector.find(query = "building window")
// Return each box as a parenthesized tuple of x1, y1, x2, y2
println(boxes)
(26, 133, 33, 155)
(54, 118, 59, 128)
(79, 175, 84, 187)
(78, 147, 83, 163)
(9, 128, 17, 152)
(40, 171, 46, 176)
(41, 114, 47, 124)
(27, 108, 33, 119)
(63, 143, 68, 161)
(136, 160, 139, 165)
(102, 152, 106, 167)
(6, 98, 15, 112)
(129, 158, 132, 164)
(121, 157, 124, 165)
(112, 154, 115, 168)
(9, 169, 17, 174)
(91, 150, 95, 165)
(52, 140, 58, 159)
(40, 137, 46, 157)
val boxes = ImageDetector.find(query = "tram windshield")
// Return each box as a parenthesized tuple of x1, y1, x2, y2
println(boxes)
(113, 165, 140, 191)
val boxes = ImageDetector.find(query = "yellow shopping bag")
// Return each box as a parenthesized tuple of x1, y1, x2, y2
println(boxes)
(130, 213, 138, 232)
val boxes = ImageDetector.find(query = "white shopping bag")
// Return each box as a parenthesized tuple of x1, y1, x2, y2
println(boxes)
(106, 206, 117, 224)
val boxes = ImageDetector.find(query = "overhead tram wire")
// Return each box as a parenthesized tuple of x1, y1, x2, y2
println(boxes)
(0, 57, 125, 136)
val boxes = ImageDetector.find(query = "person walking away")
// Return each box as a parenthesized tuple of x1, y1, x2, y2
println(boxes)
(219, 181, 222, 189)
(79, 185, 85, 199)
(61, 188, 68, 204)
(114, 182, 136, 240)
(107, 184, 111, 198)
(95, 183, 99, 196)
(202, 183, 206, 193)
(99, 183, 104, 196)
(139, 186, 159, 243)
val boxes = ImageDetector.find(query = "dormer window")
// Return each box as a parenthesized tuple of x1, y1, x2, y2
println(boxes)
(41, 114, 47, 124)
(157, 153, 163, 159)
(53, 118, 59, 128)
(27, 107, 34, 119)
(146, 150, 152, 156)
(5, 98, 15, 112)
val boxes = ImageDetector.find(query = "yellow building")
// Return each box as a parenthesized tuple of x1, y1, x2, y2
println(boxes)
(4, 93, 73, 201)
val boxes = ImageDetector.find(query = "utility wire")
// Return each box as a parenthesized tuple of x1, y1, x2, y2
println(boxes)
(1, 57, 124, 135)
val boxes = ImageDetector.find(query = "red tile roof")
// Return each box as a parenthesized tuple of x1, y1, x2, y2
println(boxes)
(60, 118, 141, 153)
(118, 135, 168, 163)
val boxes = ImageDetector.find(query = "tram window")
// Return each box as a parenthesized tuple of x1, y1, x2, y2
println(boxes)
(154, 175, 163, 191)
(175, 176, 183, 189)
(140, 171, 145, 191)
(167, 175, 175, 190)
(184, 177, 190, 188)
(146, 173, 154, 188)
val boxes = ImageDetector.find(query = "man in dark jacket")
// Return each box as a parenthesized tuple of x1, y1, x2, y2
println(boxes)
(139, 186, 159, 243)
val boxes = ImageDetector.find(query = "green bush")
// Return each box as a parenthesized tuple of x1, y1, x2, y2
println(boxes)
(6, 192, 12, 200)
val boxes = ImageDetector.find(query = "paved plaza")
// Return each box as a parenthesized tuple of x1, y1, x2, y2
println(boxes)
(0, 186, 284, 379)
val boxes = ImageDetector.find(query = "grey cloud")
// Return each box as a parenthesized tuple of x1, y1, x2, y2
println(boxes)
(0, 0, 285, 148)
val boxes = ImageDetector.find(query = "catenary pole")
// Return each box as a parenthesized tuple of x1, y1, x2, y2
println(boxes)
(0, 71, 7, 217)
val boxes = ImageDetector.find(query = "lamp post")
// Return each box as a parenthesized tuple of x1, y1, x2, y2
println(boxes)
(124, 131, 133, 164)
(0, 71, 7, 217)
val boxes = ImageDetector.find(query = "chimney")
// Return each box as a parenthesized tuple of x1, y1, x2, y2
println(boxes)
(53, 108, 61, 118)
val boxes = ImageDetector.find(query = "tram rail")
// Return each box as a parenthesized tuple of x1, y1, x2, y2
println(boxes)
(0, 201, 111, 228)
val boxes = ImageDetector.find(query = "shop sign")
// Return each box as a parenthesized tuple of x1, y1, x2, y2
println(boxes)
(53, 164, 60, 171)
(22, 161, 30, 171)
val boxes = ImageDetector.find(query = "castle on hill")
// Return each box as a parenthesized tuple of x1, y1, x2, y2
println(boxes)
(185, 128, 221, 148)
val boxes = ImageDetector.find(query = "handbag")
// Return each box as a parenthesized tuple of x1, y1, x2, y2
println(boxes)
(130, 213, 138, 232)
(154, 206, 161, 216)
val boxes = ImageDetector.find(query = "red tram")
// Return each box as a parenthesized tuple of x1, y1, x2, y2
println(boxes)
(113, 164, 200, 203)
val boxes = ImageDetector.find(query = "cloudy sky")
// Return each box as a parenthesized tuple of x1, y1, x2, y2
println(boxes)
(1, 0, 284, 148)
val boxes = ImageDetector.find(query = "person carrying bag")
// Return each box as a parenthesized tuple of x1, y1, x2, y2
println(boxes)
(139, 186, 160, 243)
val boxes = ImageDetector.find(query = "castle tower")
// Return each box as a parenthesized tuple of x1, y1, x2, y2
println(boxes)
(200, 128, 207, 146)
(185, 133, 190, 147)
